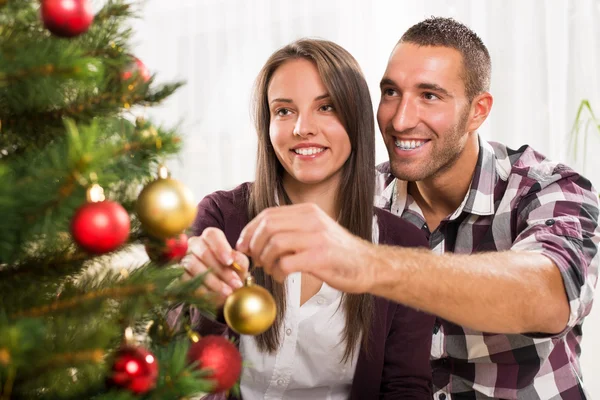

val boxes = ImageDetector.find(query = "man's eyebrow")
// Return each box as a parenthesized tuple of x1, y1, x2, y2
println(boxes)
(417, 83, 453, 98)
(380, 78, 453, 98)
(379, 78, 395, 89)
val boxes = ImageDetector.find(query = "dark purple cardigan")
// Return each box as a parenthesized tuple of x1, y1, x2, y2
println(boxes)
(174, 183, 434, 399)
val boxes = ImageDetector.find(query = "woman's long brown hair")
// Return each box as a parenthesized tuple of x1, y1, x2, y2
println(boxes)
(248, 39, 375, 363)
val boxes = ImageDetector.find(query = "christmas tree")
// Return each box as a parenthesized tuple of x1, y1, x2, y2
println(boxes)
(0, 1, 242, 398)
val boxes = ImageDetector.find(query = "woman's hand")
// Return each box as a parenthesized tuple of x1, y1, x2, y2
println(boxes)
(182, 227, 249, 306)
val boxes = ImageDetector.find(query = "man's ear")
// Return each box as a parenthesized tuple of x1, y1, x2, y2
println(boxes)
(466, 92, 493, 132)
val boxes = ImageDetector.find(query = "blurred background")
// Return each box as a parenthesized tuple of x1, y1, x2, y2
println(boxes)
(128, 0, 600, 396)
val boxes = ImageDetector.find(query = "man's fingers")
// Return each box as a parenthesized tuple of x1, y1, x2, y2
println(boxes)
(236, 204, 324, 253)
(269, 251, 313, 282)
(257, 232, 318, 272)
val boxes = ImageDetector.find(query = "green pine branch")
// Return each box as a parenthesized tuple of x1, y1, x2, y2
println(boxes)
(0, 1, 221, 398)
(0, 117, 182, 263)
(1, 268, 215, 399)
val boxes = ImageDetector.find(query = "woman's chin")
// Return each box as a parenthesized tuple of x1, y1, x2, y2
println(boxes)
(287, 174, 331, 186)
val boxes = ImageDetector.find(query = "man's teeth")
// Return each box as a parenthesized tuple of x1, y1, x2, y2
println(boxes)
(394, 139, 426, 150)
(293, 147, 325, 156)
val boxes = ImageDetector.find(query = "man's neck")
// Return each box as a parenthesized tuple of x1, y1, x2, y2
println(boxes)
(408, 134, 480, 229)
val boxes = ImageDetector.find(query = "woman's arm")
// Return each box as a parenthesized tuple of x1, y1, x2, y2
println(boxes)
(380, 304, 434, 399)
(376, 210, 433, 398)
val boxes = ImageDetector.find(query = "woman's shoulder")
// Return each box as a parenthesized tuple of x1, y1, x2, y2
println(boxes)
(192, 182, 252, 239)
(373, 207, 428, 248)
(201, 182, 252, 210)
(198, 182, 251, 219)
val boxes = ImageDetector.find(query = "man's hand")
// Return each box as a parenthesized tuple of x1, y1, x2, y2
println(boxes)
(236, 203, 376, 293)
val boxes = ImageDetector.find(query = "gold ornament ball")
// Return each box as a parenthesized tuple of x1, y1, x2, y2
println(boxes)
(224, 276, 277, 336)
(136, 177, 197, 239)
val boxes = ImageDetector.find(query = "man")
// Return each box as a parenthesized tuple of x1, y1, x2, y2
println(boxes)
(234, 17, 599, 399)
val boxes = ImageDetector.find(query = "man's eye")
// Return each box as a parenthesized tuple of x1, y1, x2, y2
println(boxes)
(383, 88, 397, 96)
(423, 92, 440, 101)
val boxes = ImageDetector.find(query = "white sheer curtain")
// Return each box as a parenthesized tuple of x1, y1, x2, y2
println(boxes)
(131, 0, 600, 394)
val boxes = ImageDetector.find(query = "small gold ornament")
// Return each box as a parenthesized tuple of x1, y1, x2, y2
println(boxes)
(0, 348, 10, 366)
(188, 331, 201, 343)
(136, 165, 197, 239)
(147, 319, 174, 345)
(223, 275, 276, 336)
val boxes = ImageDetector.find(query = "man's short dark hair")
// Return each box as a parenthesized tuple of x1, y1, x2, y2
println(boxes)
(400, 17, 491, 101)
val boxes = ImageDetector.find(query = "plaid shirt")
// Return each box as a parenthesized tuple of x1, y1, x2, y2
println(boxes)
(375, 137, 600, 400)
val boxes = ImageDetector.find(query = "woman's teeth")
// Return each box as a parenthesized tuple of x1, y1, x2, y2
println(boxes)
(293, 147, 325, 156)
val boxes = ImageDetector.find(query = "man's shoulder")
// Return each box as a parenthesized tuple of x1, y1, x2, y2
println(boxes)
(488, 141, 591, 192)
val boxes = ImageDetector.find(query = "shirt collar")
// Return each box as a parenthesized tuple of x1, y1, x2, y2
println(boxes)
(383, 135, 501, 219)
(453, 137, 497, 217)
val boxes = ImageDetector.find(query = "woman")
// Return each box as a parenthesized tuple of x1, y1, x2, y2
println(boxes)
(173, 39, 434, 399)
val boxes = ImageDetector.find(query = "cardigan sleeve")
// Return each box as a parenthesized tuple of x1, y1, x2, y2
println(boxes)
(191, 194, 225, 235)
(375, 207, 434, 398)
(380, 304, 434, 399)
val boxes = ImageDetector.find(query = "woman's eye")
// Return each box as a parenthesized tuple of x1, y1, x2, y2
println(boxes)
(276, 108, 291, 116)
(319, 104, 334, 112)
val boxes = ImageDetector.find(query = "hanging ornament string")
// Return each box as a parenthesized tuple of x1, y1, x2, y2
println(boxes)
(222, 259, 276, 336)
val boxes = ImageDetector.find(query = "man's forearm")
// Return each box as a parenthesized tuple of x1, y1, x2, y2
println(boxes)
(367, 246, 570, 334)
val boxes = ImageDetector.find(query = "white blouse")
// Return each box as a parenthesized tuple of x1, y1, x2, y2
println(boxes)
(239, 272, 360, 400)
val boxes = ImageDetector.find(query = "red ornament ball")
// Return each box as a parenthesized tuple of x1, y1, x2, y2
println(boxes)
(145, 233, 188, 264)
(109, 346, 158, 395)
(41, 0, 94, 38)
(122, 57, 151, 83)
(187, 335, 242, 393)
(71, 200, 130, 254)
